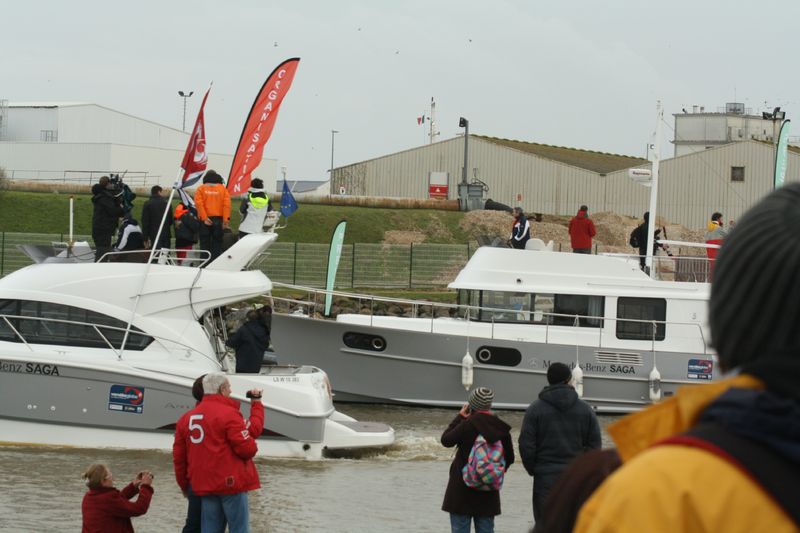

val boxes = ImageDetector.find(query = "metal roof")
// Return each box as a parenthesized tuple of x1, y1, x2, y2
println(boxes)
(475, 135, 648, 174)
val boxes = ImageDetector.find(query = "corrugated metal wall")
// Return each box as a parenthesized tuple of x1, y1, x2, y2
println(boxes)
(332, 138, 800, 229)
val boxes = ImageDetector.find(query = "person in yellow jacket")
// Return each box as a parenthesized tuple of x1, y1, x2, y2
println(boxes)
(574, 184, 800, 533)
(194, 170, 231, 263)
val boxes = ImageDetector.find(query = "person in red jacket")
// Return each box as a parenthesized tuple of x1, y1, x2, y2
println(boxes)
(568, 205, 597, 254)
(81, 463, 153, 533)
(173, 372, 264, 533)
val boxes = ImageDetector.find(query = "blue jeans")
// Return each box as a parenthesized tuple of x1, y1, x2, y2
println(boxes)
(449, 513, 494, 533)
(201, 492, 249, 533)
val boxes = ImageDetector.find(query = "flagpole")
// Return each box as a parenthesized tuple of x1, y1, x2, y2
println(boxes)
(118, 83, 212, 359)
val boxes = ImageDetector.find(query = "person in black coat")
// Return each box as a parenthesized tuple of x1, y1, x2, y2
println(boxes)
(518, 362, 601, 525)
(629, 211, 663, 272)
(91, 176, 125, 262)
(225, 309, 270, 373)
(174, 203, 200, 265)
(441, 387, 515, 533)
(140, 185, 173, 250)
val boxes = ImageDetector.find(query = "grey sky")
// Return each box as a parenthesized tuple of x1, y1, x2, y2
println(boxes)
(4, 0, 798, 181)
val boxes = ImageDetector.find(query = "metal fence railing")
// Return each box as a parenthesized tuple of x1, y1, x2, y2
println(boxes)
(0, 233, 476, 289)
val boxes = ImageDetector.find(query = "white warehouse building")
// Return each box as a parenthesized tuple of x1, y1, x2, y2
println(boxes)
(331, 134, 800, 229)
(0, 102, 276, 188)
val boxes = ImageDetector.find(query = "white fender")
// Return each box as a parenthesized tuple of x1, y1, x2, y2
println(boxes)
(461, 352, 474, 391)
(649, 366, 662, 403)
(571, 365, 584, 398)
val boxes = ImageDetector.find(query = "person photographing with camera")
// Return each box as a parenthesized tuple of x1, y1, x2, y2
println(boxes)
(173, 372, 264, 533)
(81, 463, 154, 532)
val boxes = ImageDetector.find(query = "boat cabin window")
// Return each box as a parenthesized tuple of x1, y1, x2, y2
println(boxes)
(0, 299, 153, 350)
(475, 291, 603, 327)
(457, 290, 481, 320)
(616, 297, 666, 341)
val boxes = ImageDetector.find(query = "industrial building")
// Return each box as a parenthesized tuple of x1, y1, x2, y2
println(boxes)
(0, 101, 276, 188)
(332, 129, 799, 229)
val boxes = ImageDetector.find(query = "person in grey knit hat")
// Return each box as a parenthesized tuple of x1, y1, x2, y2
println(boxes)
(441, 386, 514, 532)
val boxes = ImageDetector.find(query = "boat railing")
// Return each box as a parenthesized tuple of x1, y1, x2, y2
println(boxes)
(97, 248, 211, 267)
(271, 284, 711, 354)
(599, 252, 713, 282)
(0, 313, 220, 365)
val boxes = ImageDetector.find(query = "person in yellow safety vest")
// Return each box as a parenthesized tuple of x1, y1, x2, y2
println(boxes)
(237, 178, 273, 239)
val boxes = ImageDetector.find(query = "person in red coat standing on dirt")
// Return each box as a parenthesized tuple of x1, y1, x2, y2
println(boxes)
(81, 463, 154, 533)
(173, 372, 264, 533)
(568, 205, 597, 254)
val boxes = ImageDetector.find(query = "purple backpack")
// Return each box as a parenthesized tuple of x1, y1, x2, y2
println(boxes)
(462, 434, 506, 491)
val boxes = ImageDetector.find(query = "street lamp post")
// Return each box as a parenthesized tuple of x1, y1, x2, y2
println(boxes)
(178, 90, 194, 131)
(330, 129, 340, 178)
(458, 117, 469, 210)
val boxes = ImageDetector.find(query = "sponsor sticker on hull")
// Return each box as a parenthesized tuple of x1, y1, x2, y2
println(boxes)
(687, 358, 713, 380)
(108, 385, 145, 414)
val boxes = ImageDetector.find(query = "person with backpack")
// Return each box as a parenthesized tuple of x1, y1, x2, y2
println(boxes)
(518, 362, 601, 525)
(574, 183, 800, 533)
(441, 387, 515, 533)
(629, 212, 662, 272)
(174, 203, 200, 265)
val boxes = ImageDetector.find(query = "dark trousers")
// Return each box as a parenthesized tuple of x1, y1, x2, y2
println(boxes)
(532, 472, 560, 524)
(92, 230, 113, 262)
(572, 248, 591, 254)
(199, 217, 224, 263)
(183, 485, 202, 533)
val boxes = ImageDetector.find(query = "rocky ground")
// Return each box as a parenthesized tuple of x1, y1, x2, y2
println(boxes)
(430, 209, 707, 256)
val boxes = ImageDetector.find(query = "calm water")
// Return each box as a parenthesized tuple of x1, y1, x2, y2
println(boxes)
(0, 405, 617, 532)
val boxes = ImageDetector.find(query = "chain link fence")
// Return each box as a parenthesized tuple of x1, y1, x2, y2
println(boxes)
(0, 233, 476, 289)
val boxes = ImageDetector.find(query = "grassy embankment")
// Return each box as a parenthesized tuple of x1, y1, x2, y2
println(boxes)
(0, 190, 465, 301)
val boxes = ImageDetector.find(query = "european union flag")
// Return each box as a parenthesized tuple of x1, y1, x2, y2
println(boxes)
(280, 179, 298, 217)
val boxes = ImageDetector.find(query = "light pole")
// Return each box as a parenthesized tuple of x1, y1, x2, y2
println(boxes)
(330, 129, 339, 178)
(458, 117, 469, 210)
(178, 90, 194, 131)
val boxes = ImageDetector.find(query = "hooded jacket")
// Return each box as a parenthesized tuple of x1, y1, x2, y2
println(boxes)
(174, 204, 200, 247)
(574, 372, 799, 533)
(568, 209, 597, 250)
(518, 384, 601, 477)
(226, 318, 270, 373)
(91, 183, 125, 235)
(81, 483, 153, 533)
(237, 188, 272, 235)
(441, 411, 515, 517)
(174, 394, 264, 496)
(195, 174, 231, 222)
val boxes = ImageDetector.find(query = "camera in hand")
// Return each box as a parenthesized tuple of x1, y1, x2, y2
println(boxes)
(246, 391, 261, 399)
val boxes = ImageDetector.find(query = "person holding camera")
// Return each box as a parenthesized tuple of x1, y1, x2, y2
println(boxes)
(91, 176, 125, 262)
(173, 372, 263, 533)
(81, 463, 154, 532)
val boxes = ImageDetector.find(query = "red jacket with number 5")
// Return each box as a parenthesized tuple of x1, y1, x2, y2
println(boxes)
(172, 394, 264, 495)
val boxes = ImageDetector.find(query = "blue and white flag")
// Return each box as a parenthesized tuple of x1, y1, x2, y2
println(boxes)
(280, 179, 298, 217)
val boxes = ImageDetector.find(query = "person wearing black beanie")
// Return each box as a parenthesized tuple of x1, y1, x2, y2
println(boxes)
(573, 183, 800, 533)
(518, 362, 601, 524)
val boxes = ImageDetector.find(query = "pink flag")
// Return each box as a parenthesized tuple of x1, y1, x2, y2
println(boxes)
(179, 87, 211, 189)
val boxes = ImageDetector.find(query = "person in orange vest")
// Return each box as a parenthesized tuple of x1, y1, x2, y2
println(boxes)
(194, 170, 231, 263)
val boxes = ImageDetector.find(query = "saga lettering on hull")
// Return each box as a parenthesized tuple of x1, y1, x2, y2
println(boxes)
(542, 360, 635, 375)
(0, 360, 60, 376)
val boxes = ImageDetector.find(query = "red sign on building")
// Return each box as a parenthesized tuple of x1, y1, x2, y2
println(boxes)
(429, 184, 448, 198)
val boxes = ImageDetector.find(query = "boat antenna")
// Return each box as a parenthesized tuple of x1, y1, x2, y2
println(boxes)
(644, 101, 663, 278)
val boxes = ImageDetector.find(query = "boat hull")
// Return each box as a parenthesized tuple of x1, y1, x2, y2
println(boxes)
(272, 314, 718, 413)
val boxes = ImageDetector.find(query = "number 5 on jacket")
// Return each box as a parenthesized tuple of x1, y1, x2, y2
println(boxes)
(189, 414, 204, 444)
